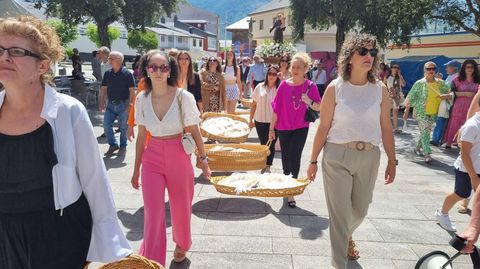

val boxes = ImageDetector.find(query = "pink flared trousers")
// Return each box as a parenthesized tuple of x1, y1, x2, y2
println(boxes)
(139, 137, 194, 266)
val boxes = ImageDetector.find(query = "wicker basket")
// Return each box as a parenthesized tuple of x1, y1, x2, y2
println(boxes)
(200, 112, 250, 143)
(209, 175, 311, 197)
(240, 98, 253, 108)
(229, 111, 251, 122)
(98, 254, 164, 269)
(196, 143, 270, 171)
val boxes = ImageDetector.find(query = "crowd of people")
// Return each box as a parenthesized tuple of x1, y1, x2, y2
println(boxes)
(3, 15, 480, 269)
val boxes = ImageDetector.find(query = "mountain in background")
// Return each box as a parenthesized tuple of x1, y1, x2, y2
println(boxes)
(187, 0, 272, 33)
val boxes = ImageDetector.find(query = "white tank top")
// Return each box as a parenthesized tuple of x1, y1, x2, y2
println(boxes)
(224, 66, 236, 81)
(327, 77, 383, 146)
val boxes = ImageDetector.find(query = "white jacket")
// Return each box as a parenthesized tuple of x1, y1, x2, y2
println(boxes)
(0, 85, 132, 262)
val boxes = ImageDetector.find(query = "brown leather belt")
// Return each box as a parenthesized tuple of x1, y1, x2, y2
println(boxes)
(341, 141, 375, 151)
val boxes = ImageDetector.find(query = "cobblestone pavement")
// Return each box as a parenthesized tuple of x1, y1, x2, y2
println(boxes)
(82, 102, 474, 269)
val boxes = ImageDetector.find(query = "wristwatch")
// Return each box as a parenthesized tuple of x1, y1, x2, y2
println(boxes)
(388, 159, 398, 166)
(200, 155, 209, 163)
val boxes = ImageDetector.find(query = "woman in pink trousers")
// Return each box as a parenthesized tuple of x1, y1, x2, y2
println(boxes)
(131, 50, 211, 266)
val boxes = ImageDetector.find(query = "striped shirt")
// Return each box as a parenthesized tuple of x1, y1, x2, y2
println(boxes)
(252, 83, 278, 123)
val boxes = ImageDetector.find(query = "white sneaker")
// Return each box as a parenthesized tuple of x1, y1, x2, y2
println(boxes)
(435, 209, 457, 232)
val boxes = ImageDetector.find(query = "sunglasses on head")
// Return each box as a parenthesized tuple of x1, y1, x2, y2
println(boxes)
(425, 67, 436, 71)
(146, 64, 171, 73)
(358, 47, 378, 57)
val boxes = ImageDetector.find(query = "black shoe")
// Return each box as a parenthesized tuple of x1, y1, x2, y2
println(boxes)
(430, 141, 439, 146)
(104, 145, 119, 156)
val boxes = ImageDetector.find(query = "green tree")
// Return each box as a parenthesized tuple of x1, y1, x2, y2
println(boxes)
(430, 0, 480, 36)
(46, 19, 78, 46)
(34, 0, 180, 48)
(290, 0, 432, 54)
(85, 23, 121, 48)
(127, 30, 159, 53)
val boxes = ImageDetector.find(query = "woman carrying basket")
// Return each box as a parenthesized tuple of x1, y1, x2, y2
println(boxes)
(269, 52, 321, 208)
(131, 50, 211, 266)
(249, 65, 282, 173)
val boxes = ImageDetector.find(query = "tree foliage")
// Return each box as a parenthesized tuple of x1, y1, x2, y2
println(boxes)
(85, 24, 121, 48)
(290, 0, 432, 54)
(46, 19, 78, 46)
(431, 0, 480, 36)
(127, 30, 159, 53)
(35, 0, 180, 48)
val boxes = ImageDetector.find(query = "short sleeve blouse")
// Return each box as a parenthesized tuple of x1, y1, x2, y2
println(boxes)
(135, 88, 200, 136)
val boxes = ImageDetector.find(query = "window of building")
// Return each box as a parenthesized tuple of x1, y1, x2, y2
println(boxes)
(168, 36, 174, 42)
(193, 39, 197, 46)
(199, 39, 203, 47)
(161, 35, 165, 42)
(178, 37, 183, 43)
(259, 20, 264, 30)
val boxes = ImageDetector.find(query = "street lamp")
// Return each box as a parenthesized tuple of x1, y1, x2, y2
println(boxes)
(247, 18, 256, 58)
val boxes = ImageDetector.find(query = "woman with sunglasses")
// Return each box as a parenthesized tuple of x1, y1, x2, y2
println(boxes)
(200, 57, 226, 112)
(384, 64, 406, 133)
(407, 62, 450, 163)
(0, 16, 132, 268)
(177, 51, 203, 114)
(269, 52, 321, 208)
(443, 59, 480, 149)
(249, 65, 281, 173)
(307, 33, 396, 268)
(132, 50, 211, 266)
(278, 54, 292, 81)
(224, 50, 243, 113)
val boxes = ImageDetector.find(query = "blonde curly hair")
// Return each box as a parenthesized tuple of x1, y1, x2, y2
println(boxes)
(291, 52, 312, 73)
(0, 16, 64, 85)
(337, 32, 380, 83)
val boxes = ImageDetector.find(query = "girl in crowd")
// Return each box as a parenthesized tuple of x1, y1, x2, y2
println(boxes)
(435, 95, 480, 232)
(224, 50, 242, 113)
(269, 53, 321, 208)
(406, 61, 450, 163)
(131, 50, 211, 266)
(307, 33, 396, 269)
(443, 59, 480, 148)
(177, 51, 203, 113)
(278, 54, 292, 81)
(249, 65, 281, 173)
(200, 56, 226, 112)
(0, 16, 131, 268)
(384, 64, 406, 133)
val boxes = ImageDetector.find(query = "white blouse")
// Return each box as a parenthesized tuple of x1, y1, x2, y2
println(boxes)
(135, 88, 201, 136)
(327, 77, 383, 146)
(252, 83, 277, 123)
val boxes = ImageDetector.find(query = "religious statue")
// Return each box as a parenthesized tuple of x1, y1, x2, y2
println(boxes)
(270, 14, 286, 43)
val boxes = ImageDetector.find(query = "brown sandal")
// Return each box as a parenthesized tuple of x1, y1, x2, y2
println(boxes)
(347, 239, 360, 260)
(173, 246, 187, 263)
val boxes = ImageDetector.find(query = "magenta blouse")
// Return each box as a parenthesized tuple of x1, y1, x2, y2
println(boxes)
(272, 79, 321, 131)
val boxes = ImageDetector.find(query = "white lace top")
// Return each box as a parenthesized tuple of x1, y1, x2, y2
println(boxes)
(135, 89, 201, 136)
(327, 77, 383, 146)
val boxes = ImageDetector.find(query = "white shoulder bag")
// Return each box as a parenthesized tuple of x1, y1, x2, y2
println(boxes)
(177, 90, 197, 155)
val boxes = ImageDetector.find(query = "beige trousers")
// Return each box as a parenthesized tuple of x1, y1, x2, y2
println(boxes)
(321, 142, 381, 269)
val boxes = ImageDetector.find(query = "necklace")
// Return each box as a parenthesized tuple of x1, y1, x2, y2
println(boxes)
(291, 85, 302, 110)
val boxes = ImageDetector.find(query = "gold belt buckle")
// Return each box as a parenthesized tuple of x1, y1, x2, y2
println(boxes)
(355, 141, 366, 151)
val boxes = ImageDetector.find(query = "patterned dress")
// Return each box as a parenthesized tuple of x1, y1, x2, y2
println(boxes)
(205, 72, 221, 112)
(443, 78, 479, 145)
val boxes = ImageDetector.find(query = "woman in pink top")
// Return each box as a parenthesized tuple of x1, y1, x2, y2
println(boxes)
(269, 53, 321, 207)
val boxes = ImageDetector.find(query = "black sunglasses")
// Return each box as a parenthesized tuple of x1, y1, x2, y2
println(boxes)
(0, 46, 42, 59)
(146, 64, 171, 73)
(425, 67, 436, 71)
(208, 59, 218, 63)
(358, 47, 378, 57)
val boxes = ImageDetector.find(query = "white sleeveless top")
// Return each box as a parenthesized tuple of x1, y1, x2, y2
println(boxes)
(135, 89, 201, 136)
(224, 66, 236, 81)
(327, 77, 383, 146)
